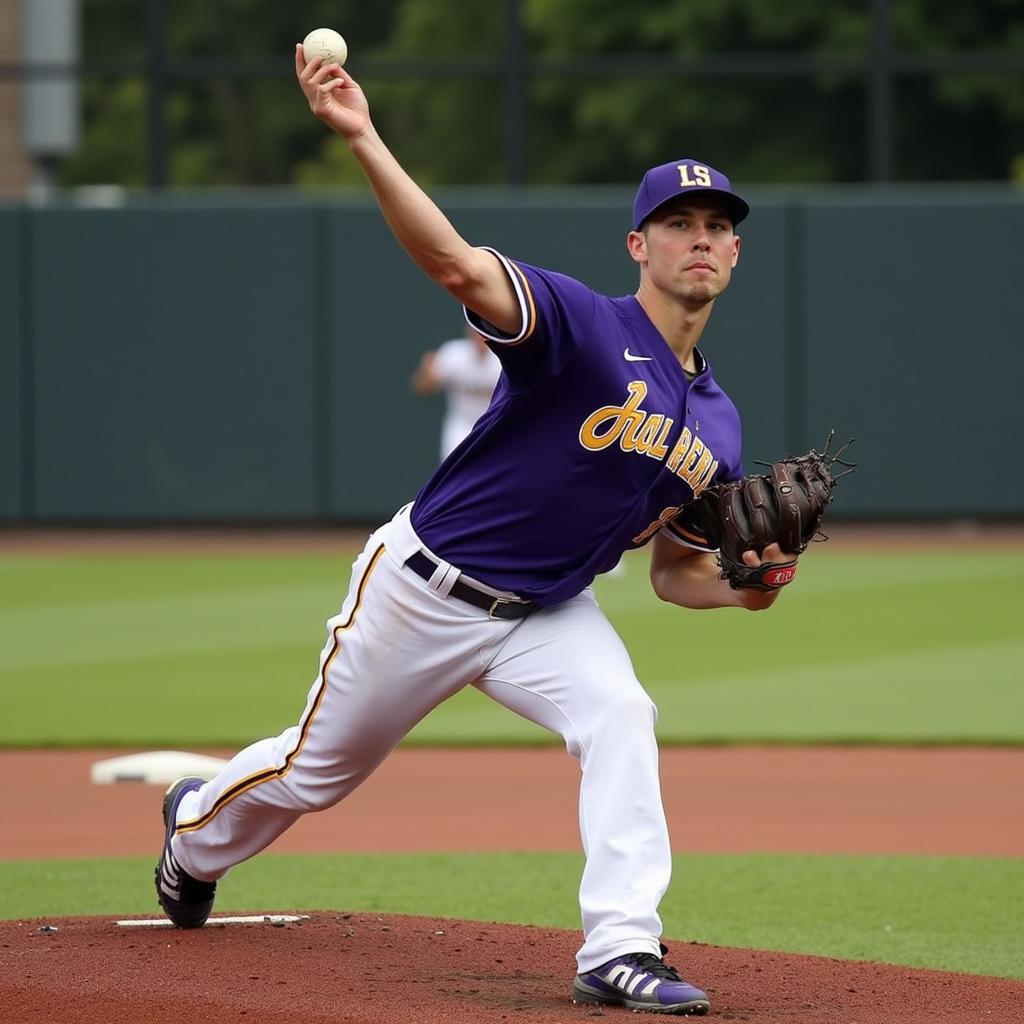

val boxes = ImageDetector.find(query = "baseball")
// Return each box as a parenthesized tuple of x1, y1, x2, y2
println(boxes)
(302, 27, 347, 66)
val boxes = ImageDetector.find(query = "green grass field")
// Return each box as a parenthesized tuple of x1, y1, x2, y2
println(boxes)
(2, 544, 1022, 746)
(1, 541, 1022, 980)
(0, 852, 1021, 979)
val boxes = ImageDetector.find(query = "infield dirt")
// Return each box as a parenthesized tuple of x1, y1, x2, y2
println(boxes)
(3, 911, 1023, 1024)
(2, 746, 1023, 1023)
(2, 746, 1021, 860)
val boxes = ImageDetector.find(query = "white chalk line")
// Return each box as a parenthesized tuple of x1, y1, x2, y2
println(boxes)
(116, 914, 310, 928)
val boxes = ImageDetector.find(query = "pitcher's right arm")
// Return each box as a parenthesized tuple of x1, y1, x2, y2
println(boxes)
(295, 47, 520, 336)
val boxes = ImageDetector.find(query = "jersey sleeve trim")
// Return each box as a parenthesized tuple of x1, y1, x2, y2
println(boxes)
(660, 519, 717, 552)
(464, 247, 538, 346)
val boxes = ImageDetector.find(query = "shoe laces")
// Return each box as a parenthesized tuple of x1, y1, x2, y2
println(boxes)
(628, 951, 682, 982)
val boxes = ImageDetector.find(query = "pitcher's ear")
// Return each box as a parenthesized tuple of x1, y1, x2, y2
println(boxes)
(626, 229, 647, 264)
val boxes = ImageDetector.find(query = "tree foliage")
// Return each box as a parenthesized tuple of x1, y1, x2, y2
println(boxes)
(58, 0, 1024, 189)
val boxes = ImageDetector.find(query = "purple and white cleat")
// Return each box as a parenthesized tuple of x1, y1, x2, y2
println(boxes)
(154, 776, 216, 928)
(572, 946, 710, 1015)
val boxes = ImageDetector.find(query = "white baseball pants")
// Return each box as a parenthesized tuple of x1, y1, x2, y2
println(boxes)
(171, 505, 672, 971)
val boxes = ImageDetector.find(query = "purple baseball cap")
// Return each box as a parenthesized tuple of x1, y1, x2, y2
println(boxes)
(632, 159, 750, 230)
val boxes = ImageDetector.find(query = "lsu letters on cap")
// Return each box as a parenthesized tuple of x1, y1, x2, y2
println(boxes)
(633, 160, 750, 230)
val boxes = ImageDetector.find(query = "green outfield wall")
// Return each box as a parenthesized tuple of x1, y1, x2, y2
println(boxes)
(1, 187, 1021, 523)
(0, 208, 23, 521)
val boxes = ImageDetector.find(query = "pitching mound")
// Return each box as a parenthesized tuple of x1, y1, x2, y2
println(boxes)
(3, 912, 1021, 1024)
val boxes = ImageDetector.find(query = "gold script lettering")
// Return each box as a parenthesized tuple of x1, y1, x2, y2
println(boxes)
(579, 381, 649, 451)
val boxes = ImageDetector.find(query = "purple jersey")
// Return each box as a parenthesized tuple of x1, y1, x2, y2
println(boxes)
(410, 249, 743, 605)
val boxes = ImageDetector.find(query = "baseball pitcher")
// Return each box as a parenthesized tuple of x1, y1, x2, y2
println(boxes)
(154, 43, 849, 1017)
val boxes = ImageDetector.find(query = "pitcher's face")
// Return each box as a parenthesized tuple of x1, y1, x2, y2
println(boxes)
(630, 198, 741, 305)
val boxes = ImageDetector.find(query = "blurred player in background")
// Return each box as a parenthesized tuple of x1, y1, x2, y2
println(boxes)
(411, 325, 501, 461)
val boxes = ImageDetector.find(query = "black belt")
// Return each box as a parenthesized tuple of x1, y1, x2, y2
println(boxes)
(404, 550, 535, 620)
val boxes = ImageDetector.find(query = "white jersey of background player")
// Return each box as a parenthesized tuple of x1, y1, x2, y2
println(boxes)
(411, 327, 502, 460)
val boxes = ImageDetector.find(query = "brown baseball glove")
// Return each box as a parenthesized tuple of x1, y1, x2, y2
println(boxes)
(680, 432, 855, 591)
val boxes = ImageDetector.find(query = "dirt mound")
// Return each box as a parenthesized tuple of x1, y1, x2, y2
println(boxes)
(2, 912, 1021, 1024)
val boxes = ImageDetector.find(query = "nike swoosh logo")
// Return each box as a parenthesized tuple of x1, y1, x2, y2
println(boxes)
(623, 349, 653, 362)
